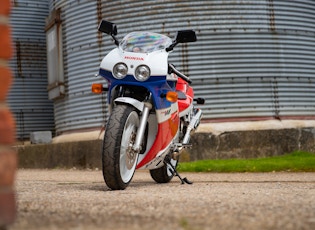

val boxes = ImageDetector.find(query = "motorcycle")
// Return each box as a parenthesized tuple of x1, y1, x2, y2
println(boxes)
(92, 20, 204, 190)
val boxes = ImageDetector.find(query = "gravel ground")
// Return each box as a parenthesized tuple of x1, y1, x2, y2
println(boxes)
(9, 169, 315, 230)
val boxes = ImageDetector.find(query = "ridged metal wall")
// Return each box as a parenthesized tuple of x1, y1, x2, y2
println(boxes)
(49, 0, 315, 134)
(48, 0, 107, 134)
(8, 0, 55, 140)
(101, 0, 315, 121)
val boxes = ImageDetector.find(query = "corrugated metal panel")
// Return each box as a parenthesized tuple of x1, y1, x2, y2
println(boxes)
(48, 0, 68, 11)
(8, 0, 55, 140)
(101, 0, 315, 121)
(49, 0, 107, 134)
(49, 0, 315, 134)
(271, 0, 315, 118)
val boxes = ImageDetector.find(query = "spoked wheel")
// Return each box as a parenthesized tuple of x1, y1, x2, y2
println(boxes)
(150, 154, 179, 183)
(102, 104, 140, 190)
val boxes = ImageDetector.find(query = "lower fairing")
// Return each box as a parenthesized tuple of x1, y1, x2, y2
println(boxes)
(136, 105, 179, 169)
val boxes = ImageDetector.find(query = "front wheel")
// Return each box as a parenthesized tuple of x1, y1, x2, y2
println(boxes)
(102, 104, 140, 190)
(150, 155, 179, 183)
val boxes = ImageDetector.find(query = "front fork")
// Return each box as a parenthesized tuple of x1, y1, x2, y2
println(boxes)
(115, 95, 202, 154)
(114, 91, 152, 154)
(132, 102, 152, 153)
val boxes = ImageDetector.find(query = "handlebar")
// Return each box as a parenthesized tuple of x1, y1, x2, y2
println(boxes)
(168, 64, 192, 84)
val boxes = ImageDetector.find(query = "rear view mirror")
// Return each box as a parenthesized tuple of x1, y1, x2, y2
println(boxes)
(166, 30, 197, 52)
(98, 20, 117, 35)
(175, 30, 197, 43)
(98, 20, 119, 46)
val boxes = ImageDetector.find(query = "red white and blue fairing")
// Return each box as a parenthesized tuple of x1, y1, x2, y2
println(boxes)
(98, 31, 194, 169)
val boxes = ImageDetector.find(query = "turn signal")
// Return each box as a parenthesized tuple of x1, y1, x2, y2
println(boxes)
(91, 83, 103, 94)
(166, 91, 178, 103)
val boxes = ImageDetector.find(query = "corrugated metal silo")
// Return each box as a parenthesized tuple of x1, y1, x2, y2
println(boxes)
(48, 0, 315, 135)
(8, 0, 55, 140)
(47, 0, 107, 134)
(101, 0, 315, 121)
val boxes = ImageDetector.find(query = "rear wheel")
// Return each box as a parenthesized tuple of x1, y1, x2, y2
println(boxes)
(102, 104, 139, 190)
(150, 155, 179, 183)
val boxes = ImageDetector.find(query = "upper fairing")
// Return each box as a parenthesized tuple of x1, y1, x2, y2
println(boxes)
(100, 31, 172, 77)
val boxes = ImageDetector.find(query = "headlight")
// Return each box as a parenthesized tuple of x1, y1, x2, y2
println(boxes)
(135, 65, 150, 81)
(113, 63, 128, 79)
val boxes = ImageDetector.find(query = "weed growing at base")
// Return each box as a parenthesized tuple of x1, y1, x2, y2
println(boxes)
(178, 151, 315, 172)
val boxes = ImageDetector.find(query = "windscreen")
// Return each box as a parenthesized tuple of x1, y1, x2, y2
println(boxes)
(120, 32, 172, 53)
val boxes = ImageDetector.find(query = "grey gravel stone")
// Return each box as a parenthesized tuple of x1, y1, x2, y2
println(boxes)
(9, 170, 315, 230)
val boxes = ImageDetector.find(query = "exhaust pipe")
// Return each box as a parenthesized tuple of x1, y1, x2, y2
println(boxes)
(182, 108, 202, 144)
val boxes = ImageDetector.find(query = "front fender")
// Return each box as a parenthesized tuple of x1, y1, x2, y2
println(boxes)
(114, 97, 144, 112)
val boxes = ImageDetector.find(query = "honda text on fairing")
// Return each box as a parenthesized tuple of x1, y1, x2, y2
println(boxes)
(92, 20, 204, 190)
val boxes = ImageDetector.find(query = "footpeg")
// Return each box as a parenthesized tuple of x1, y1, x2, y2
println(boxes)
(194, 97, 205, 105)
(175, 143, 192, 149)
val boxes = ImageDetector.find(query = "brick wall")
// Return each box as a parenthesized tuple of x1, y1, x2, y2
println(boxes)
(0, 0, 17, 227)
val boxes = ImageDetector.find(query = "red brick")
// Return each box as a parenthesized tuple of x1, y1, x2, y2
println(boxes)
(0, 1, 15, 226)
(0, 67, 12, 101)
(0, 24, 12, 59)
(0, 109, 15, 144)
(0, 0, 11, 16)
(0, 190, 16, 226)
(0, 150, 17, 187)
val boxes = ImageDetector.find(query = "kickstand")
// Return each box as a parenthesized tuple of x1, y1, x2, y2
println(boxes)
(165, 160, 193, 185)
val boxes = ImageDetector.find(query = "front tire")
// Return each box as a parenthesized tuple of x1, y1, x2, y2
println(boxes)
(102, 104, 140, 190)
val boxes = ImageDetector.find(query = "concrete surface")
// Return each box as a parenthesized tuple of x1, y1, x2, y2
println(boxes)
(30, 131, 52, 144)
(9, 169, 315, 230)
(15, 120, 315, 169)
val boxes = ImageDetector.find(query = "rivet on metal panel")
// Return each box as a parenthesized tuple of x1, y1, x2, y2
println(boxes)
(97, 0, 102, 27)
(97, 0, 103, 61)
(271, 78, 280, 119)
(181, 43, 189, 77)
(15, 41, 22, 78)
(17, 110, 24, 141)
(162, 22, 165, 34)
(268, 0, 276, 32)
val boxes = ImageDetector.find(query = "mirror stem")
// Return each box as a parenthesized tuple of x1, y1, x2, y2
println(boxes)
(166, 42, 178, 52)
(112, 35, 119, 46)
